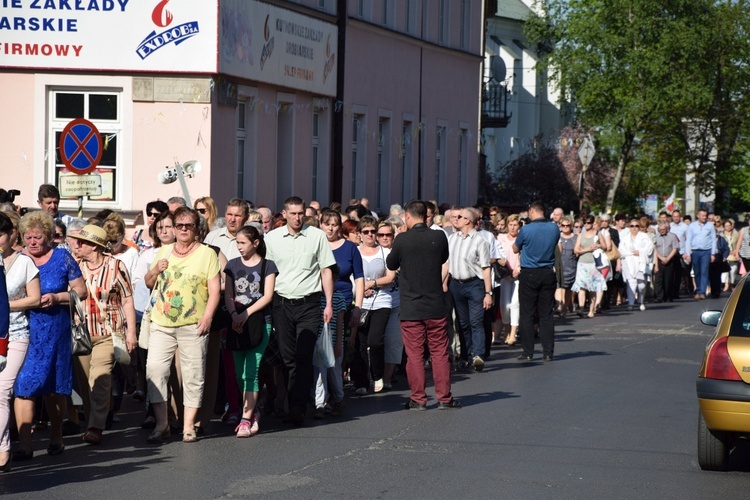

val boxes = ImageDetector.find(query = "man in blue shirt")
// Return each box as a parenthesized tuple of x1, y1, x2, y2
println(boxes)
(512, 201, 560, 361)
(685, 209, 716, 299)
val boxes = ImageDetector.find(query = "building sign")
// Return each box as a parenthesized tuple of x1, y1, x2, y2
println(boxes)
(0, 0, 218, 73)
(220, 0, 337, 97)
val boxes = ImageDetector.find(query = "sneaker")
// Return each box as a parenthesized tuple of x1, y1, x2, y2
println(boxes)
(355, 387, 368, 396)
(313, 407, 325, 420)
(472, 356, 485, 372)
(235, 420, 252, 438)
(374, 379, 384, 393)
(249, 412, 261, 435)
(330, 401, 345, 417)
(437, 399, 461, 410)
(639, 304, 646, 311)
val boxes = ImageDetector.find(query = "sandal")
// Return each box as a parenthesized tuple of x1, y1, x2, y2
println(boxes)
(182, 430, 198, 443)
(146, 427, 171, 443)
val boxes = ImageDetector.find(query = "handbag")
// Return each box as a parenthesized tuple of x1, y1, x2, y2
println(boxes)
(226, 259, 268, 351)
(69, 290, 92, 356)
(112, 332, 131, 365)
(313, 322, 335, 369)
(492, 260, 511, 282)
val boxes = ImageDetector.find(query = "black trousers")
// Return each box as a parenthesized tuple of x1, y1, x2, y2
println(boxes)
(653, 257, 677, 302)
(351, 308, 391, 388)
(519, 267, 556, 357)
(272, 294, 321, 414)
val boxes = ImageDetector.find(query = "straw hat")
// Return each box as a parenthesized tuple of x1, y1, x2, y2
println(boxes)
(68, 224, 109, 250)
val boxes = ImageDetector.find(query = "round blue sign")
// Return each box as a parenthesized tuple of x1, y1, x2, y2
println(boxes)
(59, 118, 103, 175)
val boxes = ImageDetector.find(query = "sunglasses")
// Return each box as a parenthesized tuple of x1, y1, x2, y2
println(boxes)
(361, 229, 376, 235)
(148, 212, 160, 217)
(196, 208, 207, 214)
(377, 232, 393, 238)
(630, 225, 640, 228)
(456, 214, 467, 220)
(561, 224, 571, 228)
(574, 225, 581, 229)
(54, 233, 65, 239)
(175, 223, 196, 231)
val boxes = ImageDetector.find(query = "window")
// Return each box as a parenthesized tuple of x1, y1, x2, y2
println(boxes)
(382, 0, 392, 27)
(438, 0, 448, 45)
(50, 89, 121, 203)
(460, 0, 470, 50)
(458, 129, 468, 205)
(357, 0, 368, 19)
(236, 101, 247, 198)
(377, 117, 390, 212)
(352, 114, 365, 198)
(401, 121, 413, 203)
(435, 126, 446, 201)
(421, 0, 429, 39)
(312, 112, 320, 201)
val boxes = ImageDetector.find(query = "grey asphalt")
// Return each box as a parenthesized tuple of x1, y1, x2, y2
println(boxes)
(1, 296, 748, 499)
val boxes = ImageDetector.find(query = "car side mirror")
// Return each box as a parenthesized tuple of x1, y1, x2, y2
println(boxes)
(700, 310, 721, 327)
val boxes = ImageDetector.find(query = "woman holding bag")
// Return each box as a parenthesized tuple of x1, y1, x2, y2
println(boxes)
(223, 226, 277, 437)
(69, 225, 137, 445)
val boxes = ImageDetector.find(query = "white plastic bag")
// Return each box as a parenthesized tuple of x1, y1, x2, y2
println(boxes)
(313, 322, 335, 369)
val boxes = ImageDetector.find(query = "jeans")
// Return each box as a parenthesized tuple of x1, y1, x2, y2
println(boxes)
(692, 249, 711, 295)
(450, 278, 486, 360)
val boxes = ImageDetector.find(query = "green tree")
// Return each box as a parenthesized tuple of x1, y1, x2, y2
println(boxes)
(525, 0, 722, 212)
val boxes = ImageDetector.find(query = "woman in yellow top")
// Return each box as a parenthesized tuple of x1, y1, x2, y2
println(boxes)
(144, 207, 220, 443)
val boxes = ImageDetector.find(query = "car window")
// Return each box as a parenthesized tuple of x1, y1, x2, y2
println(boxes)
(730, 281, 750, 337)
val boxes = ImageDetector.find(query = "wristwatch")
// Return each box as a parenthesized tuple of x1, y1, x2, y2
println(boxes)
(485, 291, 492, 295)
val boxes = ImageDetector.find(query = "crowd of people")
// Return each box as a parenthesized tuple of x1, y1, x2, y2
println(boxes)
(0, 183, 740, 473)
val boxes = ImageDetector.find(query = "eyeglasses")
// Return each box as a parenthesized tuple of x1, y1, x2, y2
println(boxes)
(361, 229, 376, 235)
(175, 223, 196, 231)
(574, 225, 581, 229)
(630, 225, 640, 228)
(377, 232, 393, 238)
(148, 212, 160, 217)
(456, 215, 467, 220)
(561, 224, 571, 228)
(196, 208, 207, 214)
(584, 221, 592, 225)
(54, 233, 64, 239)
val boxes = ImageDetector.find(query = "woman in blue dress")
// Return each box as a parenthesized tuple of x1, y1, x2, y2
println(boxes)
(13, 211, 86, 460)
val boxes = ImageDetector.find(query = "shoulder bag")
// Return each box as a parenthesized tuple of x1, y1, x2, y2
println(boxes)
(70, 289, 92, 356)
(227, 259, 268, 351)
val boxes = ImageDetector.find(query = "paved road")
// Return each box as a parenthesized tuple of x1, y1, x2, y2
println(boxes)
(1, 297, 748, 499)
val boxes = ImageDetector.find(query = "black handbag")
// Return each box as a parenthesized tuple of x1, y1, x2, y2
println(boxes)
(492, 260, 511, 281)
(226, 260, 267, 351)
(70, 290, 92, 356)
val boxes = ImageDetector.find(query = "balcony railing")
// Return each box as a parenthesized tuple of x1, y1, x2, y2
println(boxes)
(481, 78, 511, 128)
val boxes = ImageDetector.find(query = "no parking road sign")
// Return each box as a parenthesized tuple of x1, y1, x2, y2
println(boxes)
(59, 118, 103, 175)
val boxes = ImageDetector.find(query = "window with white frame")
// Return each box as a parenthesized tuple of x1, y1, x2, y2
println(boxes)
(435, 125, 446, 201)
(50, 89, 121, 203)
(376, 117, 390, 212)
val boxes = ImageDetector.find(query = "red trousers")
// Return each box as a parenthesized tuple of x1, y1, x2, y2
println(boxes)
(401, 318, 453, 405)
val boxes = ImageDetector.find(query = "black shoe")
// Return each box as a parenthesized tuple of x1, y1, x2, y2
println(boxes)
(105, 411, 114, 430)
(404, 399, 427, 411)
(543, 354, 554, 362)
(517, 354, 533, 362)
(437, 399, 461, 410)
(46, 442, 65, 456)
(12, 449, 33, 462)
(283, 408, 305, 426)
(0, 454, 11, 473)
(141, 416, 157, 429)
(61, 420, 81, 436)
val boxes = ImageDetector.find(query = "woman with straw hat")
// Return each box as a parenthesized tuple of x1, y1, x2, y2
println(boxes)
(69, 225, 137, 446)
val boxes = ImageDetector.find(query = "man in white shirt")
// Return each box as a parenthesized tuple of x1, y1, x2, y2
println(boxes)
(204, 198, 249, 261)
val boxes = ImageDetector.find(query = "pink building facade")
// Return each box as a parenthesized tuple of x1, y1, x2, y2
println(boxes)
(0, 0, 482, 219)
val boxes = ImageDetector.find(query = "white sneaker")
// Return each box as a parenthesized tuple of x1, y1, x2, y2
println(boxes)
(374, 379, 384, 393)
(639, 304, 646, 311)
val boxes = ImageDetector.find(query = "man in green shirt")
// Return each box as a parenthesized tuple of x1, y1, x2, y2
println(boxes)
(265, 196, 336, 425)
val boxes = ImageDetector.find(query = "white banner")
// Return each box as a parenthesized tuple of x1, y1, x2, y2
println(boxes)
(0, 0, 218, 73)
(220, 0, 337, 97)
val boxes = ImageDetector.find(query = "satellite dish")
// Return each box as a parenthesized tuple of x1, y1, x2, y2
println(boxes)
(491, 56, 507, 81)
(157, 160, 202, 184)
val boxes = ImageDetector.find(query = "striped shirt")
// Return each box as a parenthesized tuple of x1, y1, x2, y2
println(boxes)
(448, 229, 491, 280)
(81, 255, 133, 337)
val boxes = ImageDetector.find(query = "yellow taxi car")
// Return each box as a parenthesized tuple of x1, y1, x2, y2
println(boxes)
(697, 278, 750, 471)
